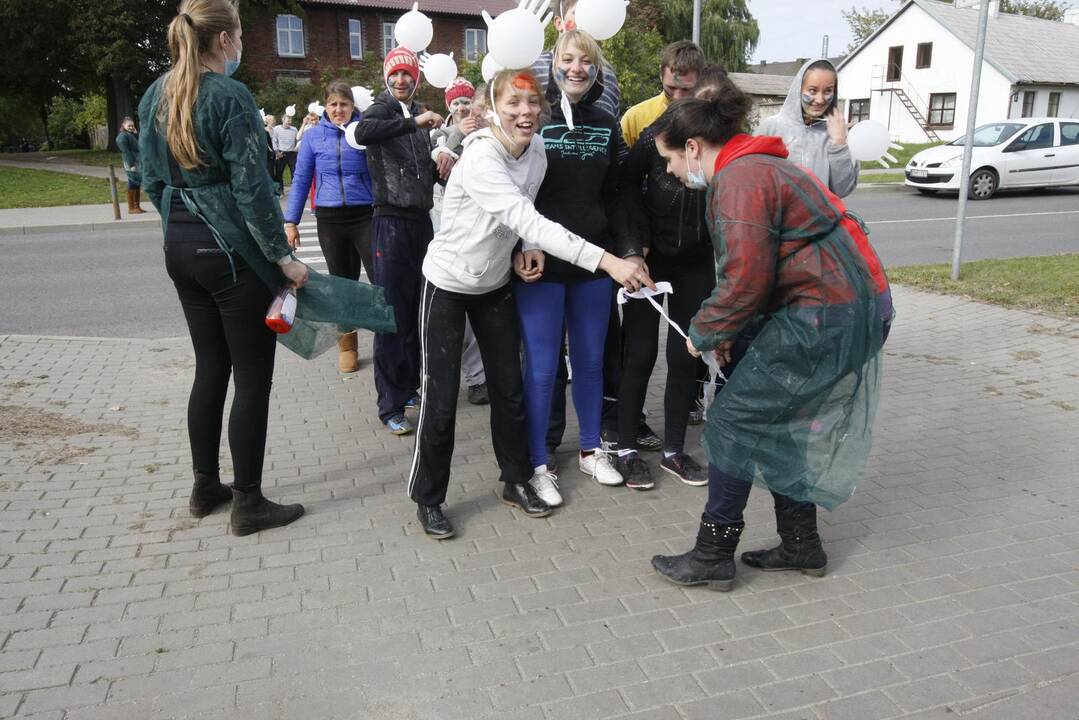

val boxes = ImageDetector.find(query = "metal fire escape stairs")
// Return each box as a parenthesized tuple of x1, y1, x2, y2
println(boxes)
(872, 64, 942, 142)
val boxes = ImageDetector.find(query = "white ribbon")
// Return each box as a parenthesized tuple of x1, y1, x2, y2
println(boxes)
(617, 281, 726, 419)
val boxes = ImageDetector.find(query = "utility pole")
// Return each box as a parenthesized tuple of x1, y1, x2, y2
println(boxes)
(692, 0, 701, 44)
(951, 0, 992, 280)
(822, 34, 829, 58)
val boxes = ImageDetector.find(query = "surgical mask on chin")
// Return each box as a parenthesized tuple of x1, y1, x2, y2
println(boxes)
(224, 36, 242, 76)
(685, 143, 708, 190)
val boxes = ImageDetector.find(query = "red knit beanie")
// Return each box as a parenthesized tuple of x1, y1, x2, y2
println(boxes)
(444, 78, 475, 110)
(383, 47, 420, 84)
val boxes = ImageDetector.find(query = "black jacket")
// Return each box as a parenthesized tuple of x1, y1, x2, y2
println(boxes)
(351, 90, 435, 219)
(533, 71, 631, 283)
(619, 126, 711, 263)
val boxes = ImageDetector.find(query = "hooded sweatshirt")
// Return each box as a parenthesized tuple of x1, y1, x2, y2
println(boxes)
(527, 67, 630, 283)
(423, 128, 604, 295)
(755, 59, 859, 198)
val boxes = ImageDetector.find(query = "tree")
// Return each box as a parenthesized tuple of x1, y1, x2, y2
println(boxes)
(0, 0, 81, 147)
(660, 0, 760, 71)
(841, 6, 893, 53)
(1000, 0, 1069, 20)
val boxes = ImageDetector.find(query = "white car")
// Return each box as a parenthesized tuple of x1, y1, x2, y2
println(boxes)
(904, 117, 1079, 199)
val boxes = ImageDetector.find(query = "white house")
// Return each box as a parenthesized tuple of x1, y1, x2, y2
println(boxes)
(837, 0, 1079, 143)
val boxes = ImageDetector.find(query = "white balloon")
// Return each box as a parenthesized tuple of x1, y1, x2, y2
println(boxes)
(394, 3, 433, 53)
(847, 120, 892, 162)
(258, 107, 266, 121)
(307, 101, 320, 115)
(351, 86, 375, 112)
(422, 53, 458, 88)
(574, 0, 628, 41)
(481, 54, 504, 83)
(285, 104, 296, 117)
(487, 8, 545, 70)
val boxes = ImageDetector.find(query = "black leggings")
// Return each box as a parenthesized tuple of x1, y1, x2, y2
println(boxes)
(164, 215, 276, 493)
(617, 257, 715, 453)
(314, 205, 373, 282)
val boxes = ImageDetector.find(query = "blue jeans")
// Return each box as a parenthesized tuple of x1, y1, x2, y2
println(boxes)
(514, 277, 612, 467)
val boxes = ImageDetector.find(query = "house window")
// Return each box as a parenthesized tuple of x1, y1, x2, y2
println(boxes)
(916, 42, 932, 69)
(928, 93, 956, 127)
(1047, 91, 1061, 117)
(1060, 122, 1079, 146)
(886, 46, 903, 81)
(382, 21, 396, 57)
(1021, 90, 1036, 117)
(465, 28, 487, 61)
(349, 19, 363, 59)
(848, 98, 871, 123)
(276, 14, 305, 58)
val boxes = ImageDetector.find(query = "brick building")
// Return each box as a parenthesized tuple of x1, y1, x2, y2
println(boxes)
(241, 0, 515, 86)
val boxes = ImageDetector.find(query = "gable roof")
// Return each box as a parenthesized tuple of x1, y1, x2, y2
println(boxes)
(838, 0, 1079, 85)
(748, 57, 846, 77)
(730, 72, 792, 97)
(303, 0, 515, 16)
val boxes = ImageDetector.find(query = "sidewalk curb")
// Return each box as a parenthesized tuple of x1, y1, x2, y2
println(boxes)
(0, 218, 160, 236)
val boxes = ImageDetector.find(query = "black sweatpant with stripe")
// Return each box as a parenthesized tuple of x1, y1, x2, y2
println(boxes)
(408, 281, 533, 507)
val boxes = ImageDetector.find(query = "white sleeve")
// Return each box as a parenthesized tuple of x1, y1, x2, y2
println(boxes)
(461, 146, 604, 273)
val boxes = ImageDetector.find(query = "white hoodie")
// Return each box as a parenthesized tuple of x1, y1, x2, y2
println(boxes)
(423, 128, 604, 295)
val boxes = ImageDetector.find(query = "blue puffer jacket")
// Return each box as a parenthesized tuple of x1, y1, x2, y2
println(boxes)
(284, 110, 373, 224)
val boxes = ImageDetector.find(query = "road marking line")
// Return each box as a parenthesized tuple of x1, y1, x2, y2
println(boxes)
(867, 210, 1079, 225)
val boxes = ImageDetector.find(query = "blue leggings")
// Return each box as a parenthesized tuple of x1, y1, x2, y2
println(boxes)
(515, 277, 612, 467)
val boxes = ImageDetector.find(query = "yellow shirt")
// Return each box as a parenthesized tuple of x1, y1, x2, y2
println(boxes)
(620, 92, 669, 148)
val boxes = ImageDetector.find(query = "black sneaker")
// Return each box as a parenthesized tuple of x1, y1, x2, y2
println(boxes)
(660, 453, 708, 486)
(636, 420, 663, 452)
(417, 504, 455, 539)
(467, 382, 490, 405)
(614, 453, 655, 491)
(688, 398, 705, 426)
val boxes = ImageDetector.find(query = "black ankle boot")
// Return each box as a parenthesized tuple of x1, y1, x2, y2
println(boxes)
(652, 516, 744, 592)
(189, 471, 233, 518)
(229, 488, 304, 536)
(740, 503, 827, 576)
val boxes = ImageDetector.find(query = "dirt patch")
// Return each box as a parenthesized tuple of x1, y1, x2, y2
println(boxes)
(1, 404, 138, 466)
(1012, 350, 1042, 362)
(1028, 322, 1079, 340)
(1051, 401, 1077, 412)
(0, 404, 137, 443)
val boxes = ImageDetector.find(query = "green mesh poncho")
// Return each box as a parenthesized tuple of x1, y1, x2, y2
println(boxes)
(690, 135, 891, 511)
(137, 72, 395, 358)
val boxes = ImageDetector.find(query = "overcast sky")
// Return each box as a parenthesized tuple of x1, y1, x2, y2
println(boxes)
(748, 0, 898, 64)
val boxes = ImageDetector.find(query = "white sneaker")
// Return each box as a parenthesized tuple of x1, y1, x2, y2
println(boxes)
(529, 468, 562, 507)
(579, 450, 623, 486)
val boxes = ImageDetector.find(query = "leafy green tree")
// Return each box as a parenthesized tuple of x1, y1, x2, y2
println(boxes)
(1000, 0, 1069, 20)
(661, 0, 759, 71)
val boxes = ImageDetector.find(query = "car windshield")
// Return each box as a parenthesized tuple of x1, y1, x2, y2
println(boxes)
(949, 123, 1026, 147)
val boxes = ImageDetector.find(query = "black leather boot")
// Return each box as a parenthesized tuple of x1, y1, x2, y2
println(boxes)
(501, 482, 551, 518)
(189, 471, 233, 518)
(229, 488, 304, 536)
(652, 516, 744, 592)
(741, 503, 827, 576)
(417, 504, 455, 539)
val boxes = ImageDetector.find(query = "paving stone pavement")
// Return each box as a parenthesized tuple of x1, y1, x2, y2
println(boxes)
(1, 285, 1077, 720)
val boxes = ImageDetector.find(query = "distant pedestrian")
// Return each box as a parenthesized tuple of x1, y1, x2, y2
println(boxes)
(649, 74, 890, 591)
(272, 112, 298, 191)
(756, 59, 860, 197)
(115, 116, 147, 215)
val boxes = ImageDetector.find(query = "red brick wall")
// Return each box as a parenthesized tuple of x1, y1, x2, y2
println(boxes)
(241, 4, 486, 87)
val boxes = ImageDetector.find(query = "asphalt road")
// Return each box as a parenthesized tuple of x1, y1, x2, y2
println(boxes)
(3, 185, 1078, 339)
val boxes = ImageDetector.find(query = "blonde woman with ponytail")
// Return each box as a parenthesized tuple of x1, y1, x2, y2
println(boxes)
(137, 0, 316, 536)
